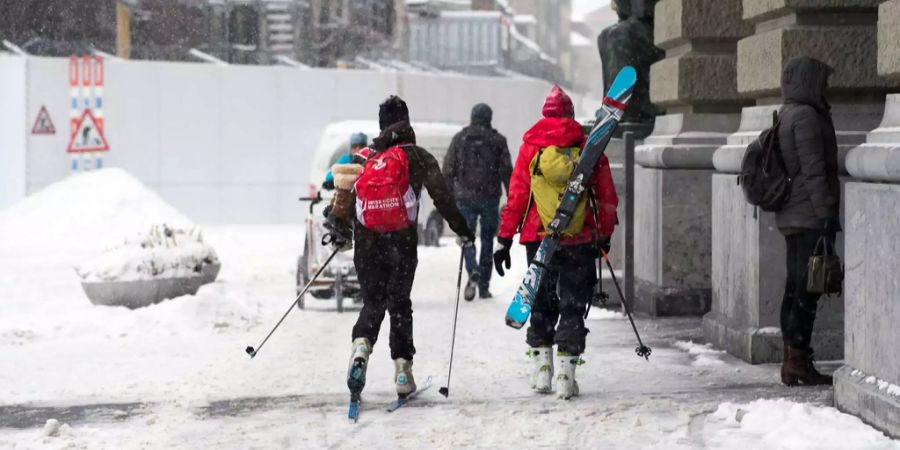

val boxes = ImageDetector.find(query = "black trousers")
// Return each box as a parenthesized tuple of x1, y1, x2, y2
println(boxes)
(351, 230, 418, 360)
(525, 242, 596, 355)
(780, 230, 826, 349)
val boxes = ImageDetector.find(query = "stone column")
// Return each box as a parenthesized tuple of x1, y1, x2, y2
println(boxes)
(703, 0, 886, 363)
(631, 0, 751, 316)
(834, 0, 900, 439)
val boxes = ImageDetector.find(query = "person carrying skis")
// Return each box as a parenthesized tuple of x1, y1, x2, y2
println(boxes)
(493, 85, 618, 399)
(443, 103, 512, 301)
(323, 132, 368, 190)
(327, 96, 474, 406)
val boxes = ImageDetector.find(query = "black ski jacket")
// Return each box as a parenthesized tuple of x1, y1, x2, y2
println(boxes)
(776, 57, 840, 231)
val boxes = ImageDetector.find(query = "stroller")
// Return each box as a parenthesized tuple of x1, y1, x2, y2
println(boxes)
(295, 192, 361, 312)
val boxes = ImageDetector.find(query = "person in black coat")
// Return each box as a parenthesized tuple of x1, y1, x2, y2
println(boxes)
(443, 103, 512, 300)
(775, 56, 840, 386)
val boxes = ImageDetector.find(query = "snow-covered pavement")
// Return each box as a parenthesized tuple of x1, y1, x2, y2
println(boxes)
(2, 221, 899, 449)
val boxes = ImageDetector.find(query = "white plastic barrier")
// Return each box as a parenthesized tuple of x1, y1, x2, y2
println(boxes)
(0, 55, 590, 223)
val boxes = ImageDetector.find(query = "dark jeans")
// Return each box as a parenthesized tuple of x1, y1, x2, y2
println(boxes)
(525, 242, 596, 355)
(780, 230, 828, 349)
(351, 232, 418, 360)
(458, 199, 500, 290)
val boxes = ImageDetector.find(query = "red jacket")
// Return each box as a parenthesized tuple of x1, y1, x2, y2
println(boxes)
(498, 117, 618, 245)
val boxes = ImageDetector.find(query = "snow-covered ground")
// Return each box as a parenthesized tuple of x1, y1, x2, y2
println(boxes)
(1, 171, 898, 449)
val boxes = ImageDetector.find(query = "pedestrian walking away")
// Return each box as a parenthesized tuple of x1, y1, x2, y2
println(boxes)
(493, 85, 618, 399)
(325, 95, 474, 420)
(443, 103, 512, 301)
(774, 56, 841, 387)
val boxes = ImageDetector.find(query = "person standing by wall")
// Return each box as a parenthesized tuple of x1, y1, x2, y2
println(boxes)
(776, 56, 841, 386)
(443, 103, 512, 301)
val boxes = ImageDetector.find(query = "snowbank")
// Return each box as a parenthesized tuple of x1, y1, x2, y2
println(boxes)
(673, 340, 726, 367)
(701, 399, 900, 449)
(0, 168, 191, 255)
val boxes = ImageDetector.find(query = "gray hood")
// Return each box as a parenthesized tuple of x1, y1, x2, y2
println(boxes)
(781, 56, 834, 111)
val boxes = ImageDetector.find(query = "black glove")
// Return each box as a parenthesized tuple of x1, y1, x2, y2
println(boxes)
(322, 179, 335, 190)
(597, 235, 611, 255)
(493, 237, 513, 277)
(822, 217, 842, 235)
(323, 216, 352, 250)
(322, 204, 333, 219)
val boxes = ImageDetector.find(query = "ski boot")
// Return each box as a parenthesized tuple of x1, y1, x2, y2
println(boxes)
(527, 347, 553, 394)
(347, 338, 371, 396)
(394, 358, 417, 399)
(464, 271, 480, 301)
(556, 352, 582, 400)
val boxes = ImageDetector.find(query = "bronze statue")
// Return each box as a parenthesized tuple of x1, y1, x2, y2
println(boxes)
(597, 0, 664, 129)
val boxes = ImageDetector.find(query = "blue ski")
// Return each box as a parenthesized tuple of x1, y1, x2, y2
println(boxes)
(505, 66, 636, 329)
(348, 393, 361, 423)
(385, 376, 433, 412)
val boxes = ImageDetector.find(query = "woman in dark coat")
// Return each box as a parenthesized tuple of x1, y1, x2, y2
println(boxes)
(776, 56, 841, 386)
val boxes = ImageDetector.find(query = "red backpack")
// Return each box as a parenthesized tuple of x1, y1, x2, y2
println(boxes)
(355, 145, 418, 232)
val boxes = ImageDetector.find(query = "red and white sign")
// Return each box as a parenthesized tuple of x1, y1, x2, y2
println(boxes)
(31, 106, 56, 135)
(66, 109, 110, 153)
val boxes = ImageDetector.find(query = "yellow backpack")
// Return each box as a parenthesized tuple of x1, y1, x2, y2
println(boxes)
(528, 145, 588, 237)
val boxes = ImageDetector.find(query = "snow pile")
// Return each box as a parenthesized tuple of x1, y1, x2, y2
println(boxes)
(701, 399, 900, 449)
(673, 340, 726, 367)
(76, 225, 218, 282)
(0, 168, 191, 255)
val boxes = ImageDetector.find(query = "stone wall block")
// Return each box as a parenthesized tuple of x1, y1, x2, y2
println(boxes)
(743, 0, 881, 21)
(650, 54, 740, 106)
(655, 0, 751, 49)
(879, 0, 900, 79)
(738, 27, 883, 98)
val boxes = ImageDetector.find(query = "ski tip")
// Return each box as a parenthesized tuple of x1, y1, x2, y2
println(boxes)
(505, 316, 525, 330)
(609, 66, 637, 98)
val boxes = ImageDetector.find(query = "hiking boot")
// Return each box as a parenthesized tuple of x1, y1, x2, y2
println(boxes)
(479, 288, 493, 299)
(527, 347, 553, 394)
(394, 358, 417, 398)
(464, 272, 480, 301)
(556, 352, 581, 400)
(782, 346, 833, 386)
(347, 338, 371, 395)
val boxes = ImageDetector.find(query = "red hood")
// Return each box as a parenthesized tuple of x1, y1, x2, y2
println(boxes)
(522, 117, 585, 148)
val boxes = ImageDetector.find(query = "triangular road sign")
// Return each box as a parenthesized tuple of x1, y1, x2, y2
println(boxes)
(67, 109, 109, 153)
(31, 106, 56, 135)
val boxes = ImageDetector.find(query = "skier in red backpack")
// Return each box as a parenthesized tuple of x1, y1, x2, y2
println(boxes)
(493, 85, 618, 399)
(329, 96, 474, 404)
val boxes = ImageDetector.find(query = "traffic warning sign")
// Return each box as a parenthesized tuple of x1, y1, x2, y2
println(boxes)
(66, 109, 109, 153)
(31, 106, 56, 135)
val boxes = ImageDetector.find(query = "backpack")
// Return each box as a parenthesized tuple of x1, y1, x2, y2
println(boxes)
(738, 111, 791, 212)
(529, 145, 589, 237)
(355, 145, 418, 233)
(458, 132, 498, 187)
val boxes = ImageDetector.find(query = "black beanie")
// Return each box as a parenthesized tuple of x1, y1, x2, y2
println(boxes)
(379, 95, 410, 130)
(471, 103, 492, 126)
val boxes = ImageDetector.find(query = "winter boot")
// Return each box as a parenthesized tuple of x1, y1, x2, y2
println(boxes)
(347, 338, 371, 395)
(782, 346, 833, 386)
(527, 347, 554, 394)
(464, 271, 480, 301)
(479, 286, 493, 299)
(394, 358, 417, 398)
(556, 351, 581, 400)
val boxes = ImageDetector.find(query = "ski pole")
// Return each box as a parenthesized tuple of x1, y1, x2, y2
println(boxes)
(246, 246, 341, 359)
(600, 249, 651, 361)
(439, 249, 466, 398)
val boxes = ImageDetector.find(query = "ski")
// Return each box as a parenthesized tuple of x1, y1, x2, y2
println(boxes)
(505, 66, 636, 330)
(385, 375, 433, 412)
(348, 394, 361, 423)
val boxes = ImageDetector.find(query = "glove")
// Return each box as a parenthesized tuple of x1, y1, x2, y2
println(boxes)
(322, 179, 335, 190)
(493, 237, 513, 277)
(822, 217, 842, 235)
(457, 233, 476, 248)
(597, 235, 611, 255)
(323, 216, 352, 250)
(322, 204, 333, 219)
